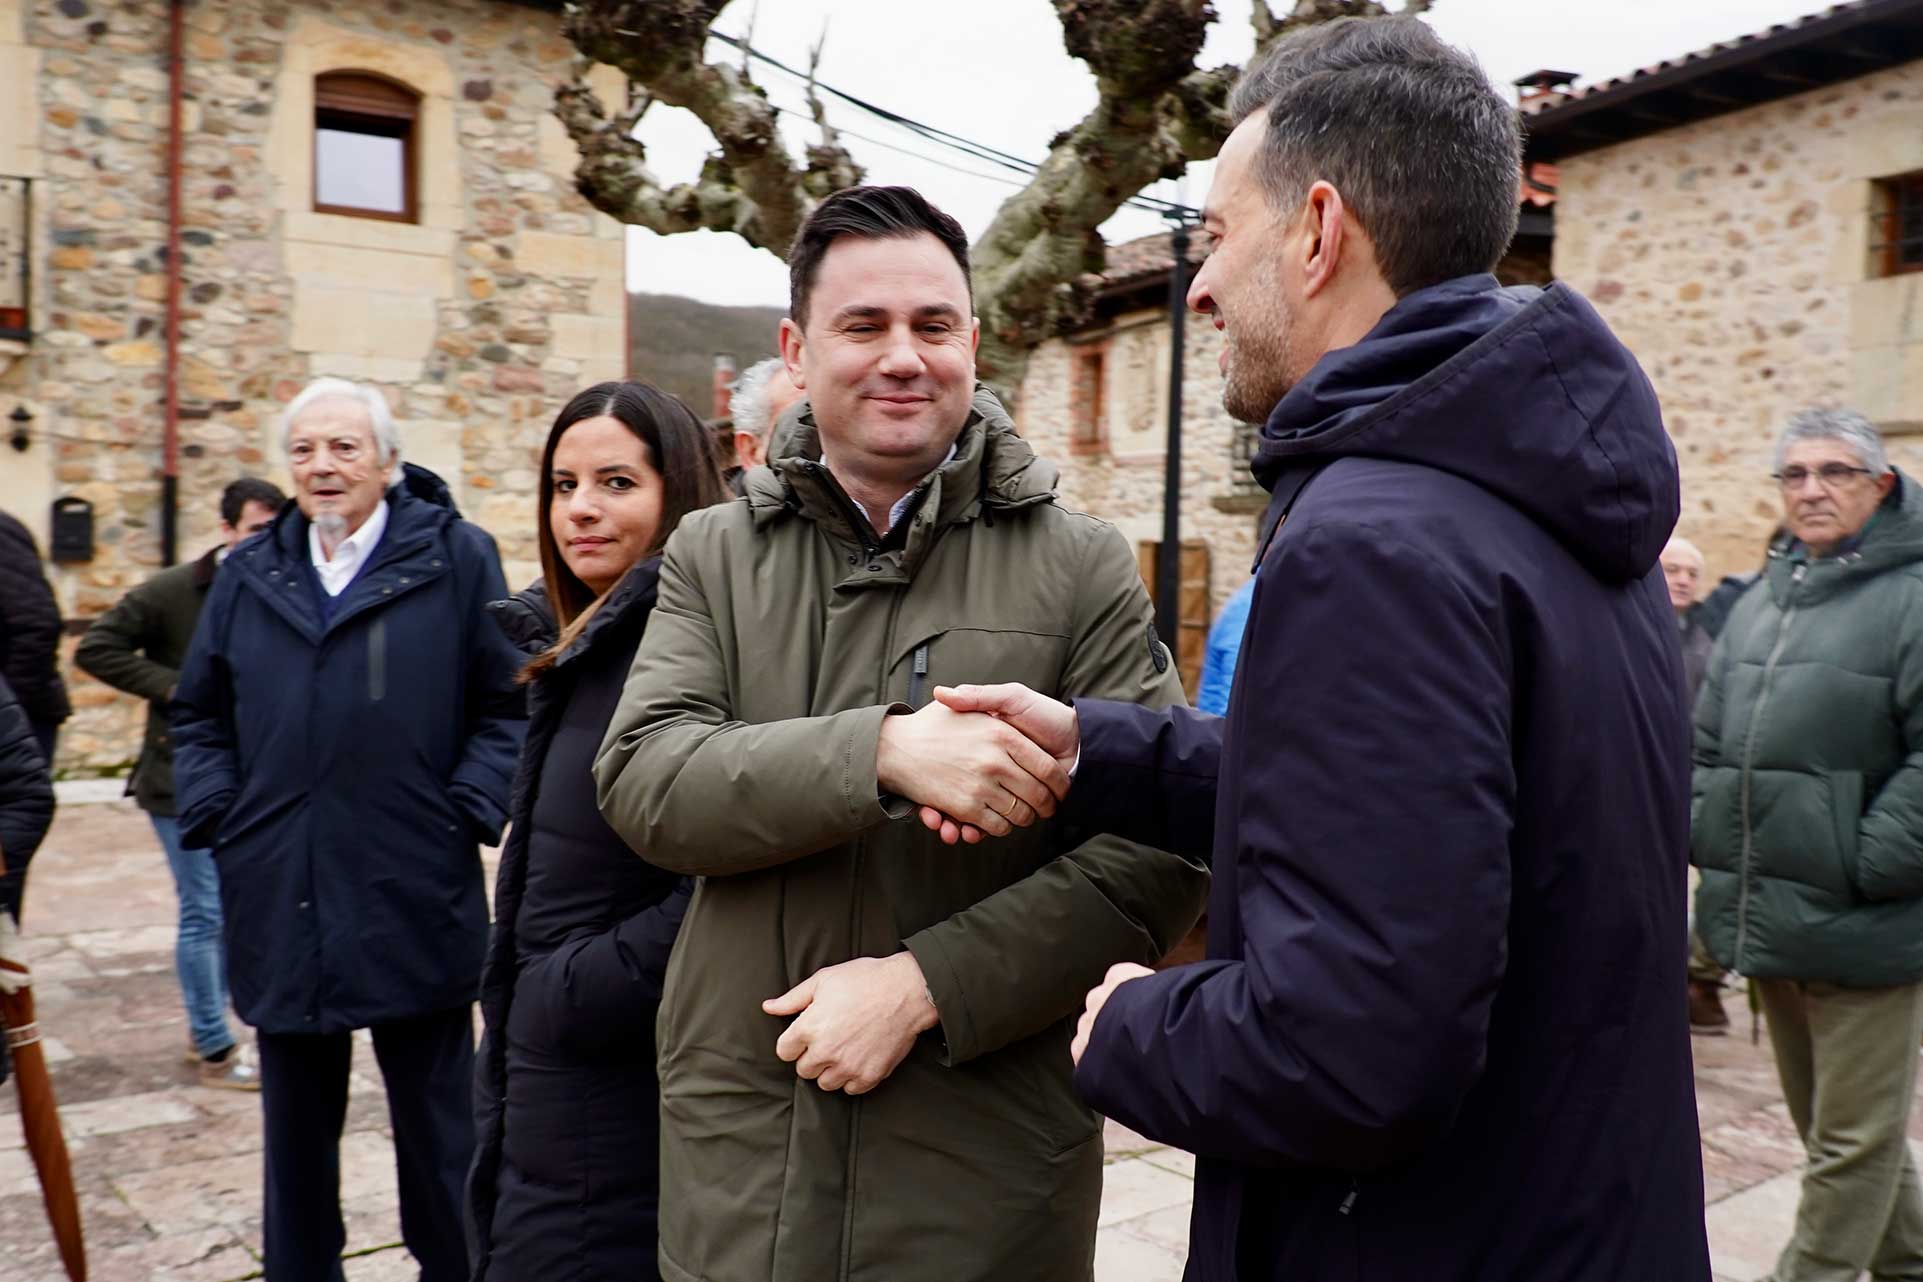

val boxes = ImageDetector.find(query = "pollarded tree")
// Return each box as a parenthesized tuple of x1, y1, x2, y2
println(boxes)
(556, 0, 1432, 386)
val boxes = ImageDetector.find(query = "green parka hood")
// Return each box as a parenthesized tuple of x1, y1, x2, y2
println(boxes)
(745, 386, 1058, 548)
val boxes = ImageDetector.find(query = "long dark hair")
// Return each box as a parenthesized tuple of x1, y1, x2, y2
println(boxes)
(526, 380, 728, 679)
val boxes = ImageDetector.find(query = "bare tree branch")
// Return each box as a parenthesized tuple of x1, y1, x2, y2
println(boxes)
(557, 0, 861, 253)
(967, 0, 1222, 379)
(1254, 0, 1435, 53)
(557, 0, 1437, 388)
(800, 23, 861, 200)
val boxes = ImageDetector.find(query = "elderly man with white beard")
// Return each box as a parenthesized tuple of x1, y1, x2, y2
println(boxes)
(172, 377, 525, 1282)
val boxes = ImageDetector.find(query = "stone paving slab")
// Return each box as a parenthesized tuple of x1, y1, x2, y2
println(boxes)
(0, 799, 1886, 1281)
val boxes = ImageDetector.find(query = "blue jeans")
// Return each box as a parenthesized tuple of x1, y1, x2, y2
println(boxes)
(150, 815, 236, 1058)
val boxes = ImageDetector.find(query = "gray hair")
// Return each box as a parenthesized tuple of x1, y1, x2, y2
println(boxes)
(1773, 408, 1889, 477)
(730, 357, 790, 445)
(280, 377, 403, 483)
(1227, 16, 1521, 296)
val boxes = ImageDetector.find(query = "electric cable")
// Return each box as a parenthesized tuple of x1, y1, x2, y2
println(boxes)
(709, 29, 1199, 221)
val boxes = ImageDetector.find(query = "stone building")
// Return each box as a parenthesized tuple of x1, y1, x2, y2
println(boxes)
(1524, 0, 1923, 581)
(1016, 235, 1252, 695)
(0, 0, 627, 768)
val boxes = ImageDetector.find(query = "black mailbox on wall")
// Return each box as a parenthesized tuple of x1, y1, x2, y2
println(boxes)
(49, 496, 93, 563)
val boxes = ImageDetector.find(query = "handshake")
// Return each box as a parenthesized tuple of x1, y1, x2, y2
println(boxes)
(874, 683, 1080, 846)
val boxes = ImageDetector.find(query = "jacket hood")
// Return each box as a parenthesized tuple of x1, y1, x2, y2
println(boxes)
(1253, 275, 1678, 584)
(395, 461, 461, 515)
(746, 384, 1057, 537)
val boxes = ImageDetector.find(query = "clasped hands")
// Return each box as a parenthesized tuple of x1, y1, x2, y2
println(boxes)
(763, 684, 1109, 1094)
(875, 682, 1081, 846)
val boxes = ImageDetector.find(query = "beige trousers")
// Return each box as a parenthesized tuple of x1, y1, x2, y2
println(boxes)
(1759, 978, 1923, 1282)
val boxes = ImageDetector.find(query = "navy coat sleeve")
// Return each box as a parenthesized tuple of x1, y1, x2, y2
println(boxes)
(505, 877, 693, 1057)
(169, 572, 240, 850)
(445, 525, 527, 844)
(1068, 700, 1223, 863)
(1073, 520, 1516, 1174)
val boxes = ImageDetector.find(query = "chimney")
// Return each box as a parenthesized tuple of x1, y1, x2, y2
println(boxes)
(711, 353, 737, 422)
(1514, 69, 1579, 102)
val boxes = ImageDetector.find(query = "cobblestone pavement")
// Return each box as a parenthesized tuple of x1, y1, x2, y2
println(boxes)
(0, 795, 1874, 1280)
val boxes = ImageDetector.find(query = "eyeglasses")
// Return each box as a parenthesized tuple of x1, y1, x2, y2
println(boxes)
(1773, 464, 1875, 489)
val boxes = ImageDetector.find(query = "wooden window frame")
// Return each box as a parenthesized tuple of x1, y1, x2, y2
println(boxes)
(1068, 341, 1108, 457)
(1872, 171, 1923, 279)
(313, 71, 420, 224)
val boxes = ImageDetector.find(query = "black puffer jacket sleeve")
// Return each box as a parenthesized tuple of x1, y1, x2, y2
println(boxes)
(0, 673, 55, 922)
(0, 514, 72, 727)
(503, 877, 693, 1058)
(485, 582, 555, 657)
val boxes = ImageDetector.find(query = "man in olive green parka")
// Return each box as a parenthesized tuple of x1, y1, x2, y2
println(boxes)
(1693, 408, 1923, 1282)
(595, 186, 1208, 1282)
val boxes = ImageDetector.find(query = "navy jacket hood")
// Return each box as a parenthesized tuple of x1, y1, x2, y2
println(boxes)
(1253, 275, 1678, 585)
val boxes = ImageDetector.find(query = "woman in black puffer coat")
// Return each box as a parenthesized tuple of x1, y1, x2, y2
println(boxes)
(466, 382, 728, 1281)
(0, 672, 54, 925)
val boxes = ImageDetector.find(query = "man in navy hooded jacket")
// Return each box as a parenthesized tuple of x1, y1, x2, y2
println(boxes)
(173, 378, 525, 1282)
(921, 16, 1708, 1282)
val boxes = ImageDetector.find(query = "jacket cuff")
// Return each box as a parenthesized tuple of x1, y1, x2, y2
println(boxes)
(851, 702, 913, 822)
(449, 782, 507, 846)
(179, 791, 234, 849)
(903, 926, 974, 1066)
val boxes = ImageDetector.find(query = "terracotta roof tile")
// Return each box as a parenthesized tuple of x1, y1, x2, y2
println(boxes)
(1519, 1, 1873, 116)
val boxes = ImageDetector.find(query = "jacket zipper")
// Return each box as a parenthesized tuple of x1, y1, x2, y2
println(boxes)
(1733, 563, 1805, 968)
(811, 461, 883, 561)
(835, 548, 911, 1282)
(367, 617, 386, 702)
(906, 643, 930, 708)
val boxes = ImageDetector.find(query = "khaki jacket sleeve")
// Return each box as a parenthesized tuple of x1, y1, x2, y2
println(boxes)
(904, 523, 1210, 1066)
(593, 531, 900, 877)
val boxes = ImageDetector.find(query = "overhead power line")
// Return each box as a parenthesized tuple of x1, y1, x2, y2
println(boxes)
(766, 104, 1036, 193)
(706, 29, 1199, 222)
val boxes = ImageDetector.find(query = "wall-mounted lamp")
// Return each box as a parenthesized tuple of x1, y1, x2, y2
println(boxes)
(7, 404, 29, 453)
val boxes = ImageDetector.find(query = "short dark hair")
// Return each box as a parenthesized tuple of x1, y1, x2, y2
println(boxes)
(788, 186, 972, 327)
(1228, 16, 1520, 296)
(220, 477, 286, 527)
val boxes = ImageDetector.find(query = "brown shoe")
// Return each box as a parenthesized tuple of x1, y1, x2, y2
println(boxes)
(1688, 980, 1730, 1036)
(197, 1044, 261, 1092)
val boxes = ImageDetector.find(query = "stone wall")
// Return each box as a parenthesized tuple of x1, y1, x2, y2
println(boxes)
(1550, 60, 1923, 583)
(1018, 306, 1263, 672)
(0, 0, 626, 770)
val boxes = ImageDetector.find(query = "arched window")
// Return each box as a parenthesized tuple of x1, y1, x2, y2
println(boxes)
(313, 71, 419, 222)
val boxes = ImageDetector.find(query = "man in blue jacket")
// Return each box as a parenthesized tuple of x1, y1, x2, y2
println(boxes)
(173, 378, 525, 1282)
(921, 15, 1707, 1281)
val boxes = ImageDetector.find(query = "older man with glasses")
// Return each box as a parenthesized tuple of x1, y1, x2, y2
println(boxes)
(1693, 407, 1923, 1282)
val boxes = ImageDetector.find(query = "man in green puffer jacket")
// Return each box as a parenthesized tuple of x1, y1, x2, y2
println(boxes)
(1693, 408, 1923, 1282)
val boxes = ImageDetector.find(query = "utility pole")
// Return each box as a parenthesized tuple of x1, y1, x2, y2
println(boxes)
(1155, 219, 1192, 650)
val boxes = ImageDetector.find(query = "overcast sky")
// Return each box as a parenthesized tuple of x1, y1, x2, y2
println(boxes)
(621, 0, 1830, 307)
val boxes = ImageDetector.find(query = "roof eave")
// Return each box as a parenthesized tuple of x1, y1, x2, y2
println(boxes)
(1523, 0, 1923, 161)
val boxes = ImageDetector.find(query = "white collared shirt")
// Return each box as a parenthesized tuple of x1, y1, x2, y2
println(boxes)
(308, 499, 390, 597)
(886, 443, 958, 531)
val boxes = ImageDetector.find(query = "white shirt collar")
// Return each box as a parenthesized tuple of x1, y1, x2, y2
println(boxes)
(886, 443, 958, 531)
(308, 499, 390, 597)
